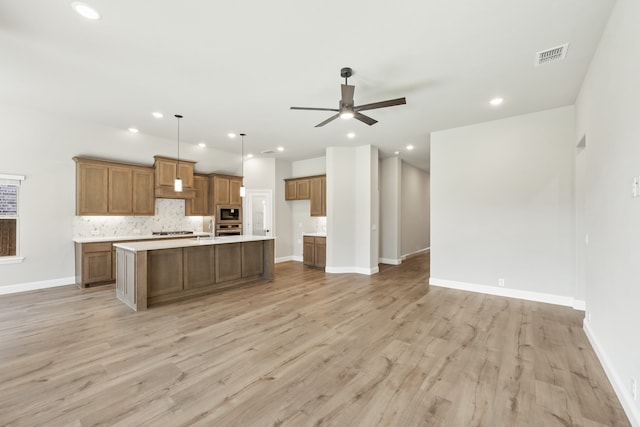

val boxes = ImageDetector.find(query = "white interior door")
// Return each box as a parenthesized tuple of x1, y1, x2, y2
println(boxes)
(244, 189, 273, 237)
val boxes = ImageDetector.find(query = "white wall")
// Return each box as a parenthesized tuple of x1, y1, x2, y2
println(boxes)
(575, 0, 640, 422)
(326, 145, 379, 274)
(401, 162, 430, 257)
(0, 102, 238, 289)
(380, 157, 401, 264)
(289, 156, 326, 260)
(430, 106, 576, 300)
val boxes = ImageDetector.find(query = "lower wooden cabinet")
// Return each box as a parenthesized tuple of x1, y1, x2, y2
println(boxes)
(75, 242, 113, 287)
(215, 243, 242, 282)
(303, 235, 326, 269)
(147, 248, 184, 297)
(242, 241, 264, 277)
(183, 246, 215, 289)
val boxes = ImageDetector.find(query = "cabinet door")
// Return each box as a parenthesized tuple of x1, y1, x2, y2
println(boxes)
(184, 246, 215, 289)
(108, 166, 133, 214)
(82, 251, 112, 284)
(242, 241, 264, 277)
(77, 162, 109, 215)
(303, 236, 315, 266)
(215, 243, 242, 282)
(321, 177, 326, 216)
(155, 159, 177, 188)
(314, 237, 326, 268)
(132, 168, 155, 215)
(186, 175, 209, 216)
(229, 178, 242, 205)
(296, 179, 310, 199)
(178, 162, 194, 189)
(310, 178, 323, 216)
(285, 181, 297, 200)
(214, 176, 230, 205)
(148, 248, 184, 297)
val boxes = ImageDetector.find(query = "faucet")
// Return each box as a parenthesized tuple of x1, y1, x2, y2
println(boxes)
(209, 218, 215, 235)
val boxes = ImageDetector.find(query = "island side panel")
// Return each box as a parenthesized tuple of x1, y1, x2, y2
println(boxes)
(135, 250, 147, 311)
(263, 239, 275, 280)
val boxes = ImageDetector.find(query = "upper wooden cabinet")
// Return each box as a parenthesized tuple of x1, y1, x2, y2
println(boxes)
(210, 174, 243, 212)
(74, 157, 155, 216)
(285, 175, 326, 216)
(186, 174, 210, 216)
(153, 156, 196, 199)
(310, 176, 326, 217)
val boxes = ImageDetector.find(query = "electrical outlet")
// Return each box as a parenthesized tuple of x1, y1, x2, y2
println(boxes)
(633, 177, 639, 198)
(632, 378, 637, 401)
(498, 278, 505, 287)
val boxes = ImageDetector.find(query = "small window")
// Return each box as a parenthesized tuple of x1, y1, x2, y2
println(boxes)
(0, 174, 25, 264)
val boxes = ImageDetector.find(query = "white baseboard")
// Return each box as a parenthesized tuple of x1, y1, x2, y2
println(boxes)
(429, 277, 584, 310)
(275, 255, 298, 263)
(0, 276, 75, 295)
(572, 299, 586, 311)
(326, 266, 379, 275)
(584, 320, 640, 427)
(379, 257, 402, 265)
(401, 247, 430, 260)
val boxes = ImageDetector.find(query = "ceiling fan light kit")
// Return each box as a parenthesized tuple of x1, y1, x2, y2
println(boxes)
(291, 67, 406, 127)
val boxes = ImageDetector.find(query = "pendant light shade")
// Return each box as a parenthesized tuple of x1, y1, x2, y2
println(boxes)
(240, 133, 246, 198)
(174, 114, 183, 192)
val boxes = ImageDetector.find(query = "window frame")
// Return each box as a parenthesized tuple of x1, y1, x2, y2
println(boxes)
(0, 174, 25, 264)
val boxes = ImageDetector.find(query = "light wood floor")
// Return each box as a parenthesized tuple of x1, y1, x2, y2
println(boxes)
(0, 254, 630, 426)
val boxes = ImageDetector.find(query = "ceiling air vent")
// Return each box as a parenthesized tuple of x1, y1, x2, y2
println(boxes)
(261, 149, 276, 154)
(535, 43, 569, 66)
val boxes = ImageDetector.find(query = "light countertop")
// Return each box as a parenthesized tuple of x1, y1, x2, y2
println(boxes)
(113, 235, 275, 252)
(73, 232, 210, 244)
(303, 232, 326, 237)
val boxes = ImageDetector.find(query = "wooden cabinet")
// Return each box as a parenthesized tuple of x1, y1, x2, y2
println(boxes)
(183, 246, 216, 289)
(74, 157, 155, 216)
(132, 168, 155, 215)
(285, 175, 326, 217)
(153, 156, 196, 199)
(186, 175, 210, 216)
(211, 174, 243, 207)
(310, 176, 326, 217)
(75, 242, 113, 286)
(242, 241, 264, 277)
(76, 161, 109, 215)
(284, 178, 311, 200)
(303, 235, 326, 269)
(215, 243, 242, 282)
(147, 248, 184, 297)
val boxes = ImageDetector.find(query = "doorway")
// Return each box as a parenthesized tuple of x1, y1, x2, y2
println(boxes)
(244, 189, 273, 237)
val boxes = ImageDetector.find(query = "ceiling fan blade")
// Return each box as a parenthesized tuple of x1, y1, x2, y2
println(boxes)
(315, 113, 340, 127)
(354, 97, 406, 112)
(354, 112, 378, 126)
(341, 84, 355, 105)
(291, 106, 340, 112)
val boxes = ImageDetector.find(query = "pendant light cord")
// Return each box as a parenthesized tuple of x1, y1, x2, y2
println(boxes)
(175, 114, 183, 179)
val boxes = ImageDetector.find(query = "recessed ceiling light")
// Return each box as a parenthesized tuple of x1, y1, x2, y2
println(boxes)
(394, 151, 400, 155)
(198, 142, 206, 148)
(406, 145, 414, 150)
(151, 112, 164, 119)
(247, 154, 254, 158)
(490, 97, 504, 106)
(71, 2, 101, 20)
(228, 132, 237, 138)
(347, 132, 355, 139)
(277, 146, 284, 152)
(128, 128, 139, 133)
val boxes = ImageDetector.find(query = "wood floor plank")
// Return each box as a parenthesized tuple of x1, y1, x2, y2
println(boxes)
(0, 254, 630, 426)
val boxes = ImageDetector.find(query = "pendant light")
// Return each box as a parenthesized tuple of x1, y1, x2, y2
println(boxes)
(174, 114, 183, 192)
(240, 133, 246, 198)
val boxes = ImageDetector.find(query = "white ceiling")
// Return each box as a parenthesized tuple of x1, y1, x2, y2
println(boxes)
(0, 0, 615, 171)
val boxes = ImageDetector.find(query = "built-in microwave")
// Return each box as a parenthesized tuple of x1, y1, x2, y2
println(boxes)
(217, 205, 242, 224)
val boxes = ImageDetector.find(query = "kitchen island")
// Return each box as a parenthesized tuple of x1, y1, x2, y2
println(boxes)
(113, 235, 274, 311)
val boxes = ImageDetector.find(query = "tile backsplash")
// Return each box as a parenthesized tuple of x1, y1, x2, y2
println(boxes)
(73, 199, 204, 238)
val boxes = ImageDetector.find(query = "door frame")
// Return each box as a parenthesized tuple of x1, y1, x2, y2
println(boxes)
(243, 189, 274, 237)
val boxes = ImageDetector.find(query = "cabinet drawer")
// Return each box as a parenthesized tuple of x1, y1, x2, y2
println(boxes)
(82, 242, 113, 253)
(303, 236, 315, 245)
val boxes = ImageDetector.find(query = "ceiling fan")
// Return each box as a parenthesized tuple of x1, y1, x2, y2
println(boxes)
(290, 67, 407, 127)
